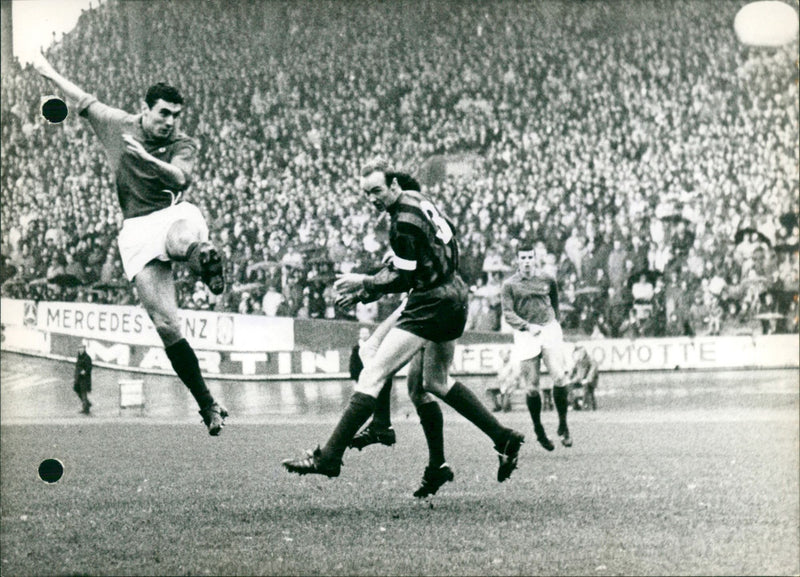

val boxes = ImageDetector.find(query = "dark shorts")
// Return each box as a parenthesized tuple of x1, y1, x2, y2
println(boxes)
(397, 276, 469, 343)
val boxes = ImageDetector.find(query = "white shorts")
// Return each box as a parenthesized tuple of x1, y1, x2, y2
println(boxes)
(118, 202, 208, 281)
(513, 319, 564, 362)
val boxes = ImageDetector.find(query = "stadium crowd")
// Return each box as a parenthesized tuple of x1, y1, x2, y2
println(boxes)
(1, 0, 797, 338)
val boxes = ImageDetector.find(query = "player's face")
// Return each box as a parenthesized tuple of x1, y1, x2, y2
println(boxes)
(143, 99, 182, 140)
(360, 170, 392, 212)
(517, 250, 536, 278)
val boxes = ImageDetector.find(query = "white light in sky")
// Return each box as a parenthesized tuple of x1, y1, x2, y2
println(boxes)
(11, 0, 102, 65)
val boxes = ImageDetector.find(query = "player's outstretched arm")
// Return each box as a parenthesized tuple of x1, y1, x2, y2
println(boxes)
(31, 52, 91, 106)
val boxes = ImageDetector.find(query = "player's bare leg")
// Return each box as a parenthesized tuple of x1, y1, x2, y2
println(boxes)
(498, 379, 517, 412)
(486, 386, 503, 411)
(135, 260, 227, 435)
(349, 304, 407, 450)
(165, 219, 225, 295)
(586, 384, 597, 411)
(522, 358, 555, 451)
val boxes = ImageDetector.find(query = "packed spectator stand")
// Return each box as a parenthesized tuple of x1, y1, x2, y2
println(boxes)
(1, 0, 797, 338)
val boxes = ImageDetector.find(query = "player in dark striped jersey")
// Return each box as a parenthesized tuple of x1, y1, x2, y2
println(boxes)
(501, 244, 572, 449)
(33, 54, 227, 435)
(283, 158, 525, 486)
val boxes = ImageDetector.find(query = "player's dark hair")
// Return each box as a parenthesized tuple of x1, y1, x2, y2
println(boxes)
(385, 171, 421, 192)
(145, 82, 184, 108)
(517, 243, 535, 253)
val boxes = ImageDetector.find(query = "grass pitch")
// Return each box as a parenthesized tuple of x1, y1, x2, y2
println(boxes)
(1, 405, 798, 576)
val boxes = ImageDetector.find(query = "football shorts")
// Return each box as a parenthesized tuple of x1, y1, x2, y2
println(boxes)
(397, 276, 468, 343)
(513, 319, 564, 362)
(118, 202, 209, 281)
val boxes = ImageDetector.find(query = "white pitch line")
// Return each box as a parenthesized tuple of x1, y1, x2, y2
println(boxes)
(0, 373, 32, 386)
(757, 377, 799, 388)
(3, 376, 61, 392)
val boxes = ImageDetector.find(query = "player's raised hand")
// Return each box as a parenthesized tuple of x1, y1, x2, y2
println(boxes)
(334, 291, 361, 310)
(122, 134, 148, 158)
(31, 51, 58, 81)
(333, 273, 367, 295)
(334, 273, 369, 310)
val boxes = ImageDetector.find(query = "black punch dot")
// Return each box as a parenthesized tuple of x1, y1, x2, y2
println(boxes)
(38, 459, 64, 483)
(42, 97, 68, 123)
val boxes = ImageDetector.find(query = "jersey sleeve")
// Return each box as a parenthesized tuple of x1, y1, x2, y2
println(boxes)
(362, 261, 411, 296)
(169, 136, 198, 190)
(391, 222, 420, 273)
(75, 95, 130, 147)
(501, 281, 529, 331)
(362, 222, 417, 296)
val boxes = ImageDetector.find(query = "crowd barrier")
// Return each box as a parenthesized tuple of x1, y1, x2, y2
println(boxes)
(1, 299, 797, 380)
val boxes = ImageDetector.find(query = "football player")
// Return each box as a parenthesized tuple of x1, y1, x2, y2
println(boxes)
(501, 243, 572, 450)
(34, 53, 227, 435)
(283, 157, 525, 484)
(349, 300, 453, 498)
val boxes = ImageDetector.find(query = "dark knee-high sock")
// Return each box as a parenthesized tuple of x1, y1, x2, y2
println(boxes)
(417, 401, 445, 468)
(371, 378, 393, 429)
(525, 391, 544, 433)
(165, 339, 214, 409)
(443, 382, 508, 445)
(321, 392, 376, 462)
(553, 386, 569, 429)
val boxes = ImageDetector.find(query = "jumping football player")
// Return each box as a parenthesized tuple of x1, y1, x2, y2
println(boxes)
(33, 53, 228, 435)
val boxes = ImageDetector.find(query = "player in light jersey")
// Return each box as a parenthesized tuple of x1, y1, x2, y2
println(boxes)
(501, 244, 572, 449)
(33, 54, 228, 435)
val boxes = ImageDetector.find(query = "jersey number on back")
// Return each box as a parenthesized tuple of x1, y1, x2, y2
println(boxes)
(420, 200, 453, 243)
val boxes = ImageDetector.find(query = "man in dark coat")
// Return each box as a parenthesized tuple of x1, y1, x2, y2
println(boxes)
(74, 344, 93, 414)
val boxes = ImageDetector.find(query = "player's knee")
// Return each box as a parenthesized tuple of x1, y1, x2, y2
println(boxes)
(355, 365, 388, 397)
(150, 313, 181, 344)
(165, 221, 202, 257)
(353, 382, 383, 398)
(359, 345, 377, 365)
(409, 389, 435, 407)
(526, 387, 541, 398)
(422, 378, 449, 397)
